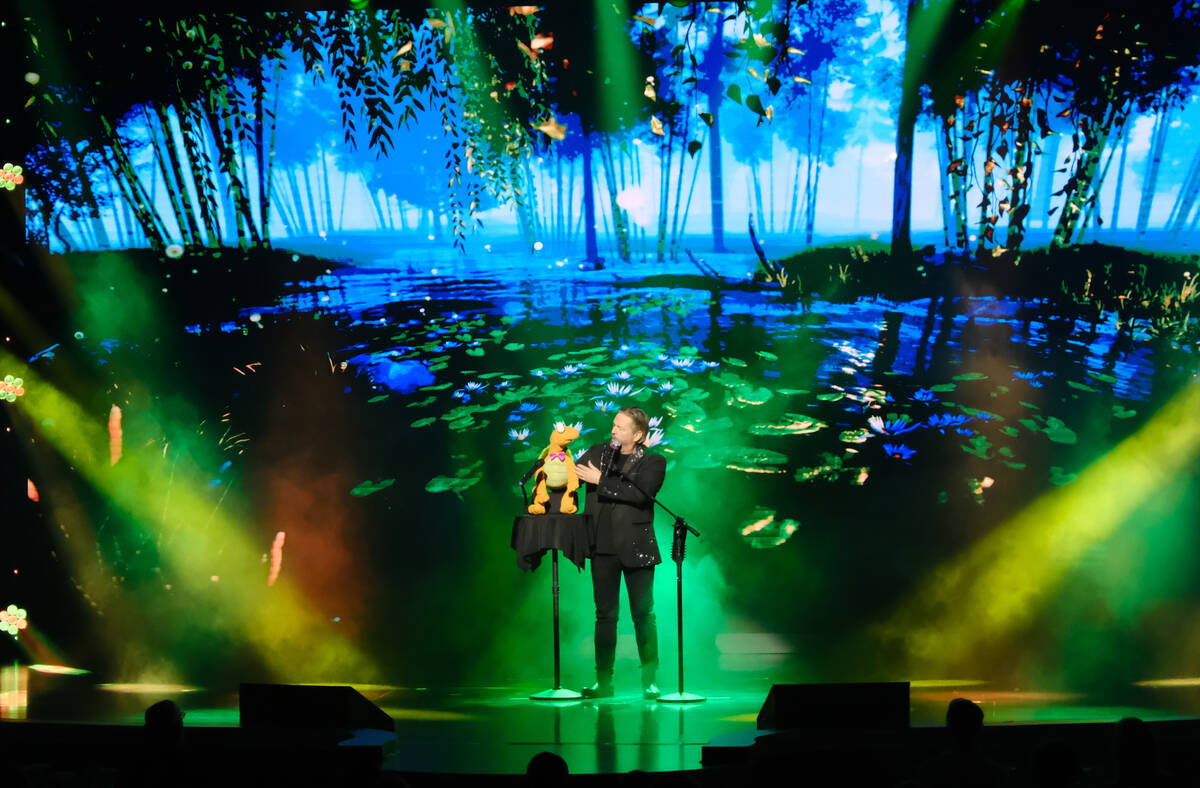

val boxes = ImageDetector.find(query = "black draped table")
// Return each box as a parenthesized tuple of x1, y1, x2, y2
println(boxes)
(511, 513, 594, 700)
(511, 513, 595, 572)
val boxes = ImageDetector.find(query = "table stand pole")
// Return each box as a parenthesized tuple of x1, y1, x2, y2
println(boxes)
(532, 548, 581, 700)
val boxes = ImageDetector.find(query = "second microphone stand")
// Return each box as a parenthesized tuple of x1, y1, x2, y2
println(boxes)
(616, 468, 705, 704)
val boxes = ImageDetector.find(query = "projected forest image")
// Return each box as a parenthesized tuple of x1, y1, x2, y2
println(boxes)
(5, 0, 1200, 695)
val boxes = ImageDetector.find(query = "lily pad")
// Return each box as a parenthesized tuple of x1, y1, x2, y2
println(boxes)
(411, 417, 437, 428)
(1112, 405, 1137, 419)
(739, 507, 800, 549)
(689, 446, 788, 472)
(817, 392, 845, 402)
(756, 351, 779, 361)
(961, 435, 992, 459)
(351, 479, 395, 497)
(1049, 466, 1076, 486)
(1067, 380, 1098, 393)
(407, 396, 436, 408)
(953, 372, 988, 381)
(367, 394, 389, 403)
(1043, 417, 1076, 444)
(930, 383, 956, 392)
(839, 428, 871, 444)
(748, 416, 827, 436)
(1091, 372, 1118, 384)
(722, 357, 748, 367)
(425, 460, 483, 495)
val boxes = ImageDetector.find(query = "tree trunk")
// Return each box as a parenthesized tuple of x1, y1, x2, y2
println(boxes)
(890, 0, 921, 258)
(599, 134, 631, 261)
(99, 116, 168, 251)
(1136, 102, 1171, 239)
(751, 165, 766, 237)
(582, 136, 600, 262)
(566, 156, 577, 245)
(805, 65, 830, 248)
(177, 102, 221, 247)
(252, 61, 270, 246)
(786, 149, 804, 235)
(1110, 122, 1131, 231)
(1078, 115, 1128, 243)
(675, 135, 706, 252)
(656, 125, 673, 262)
(1036, 133, 1062, 229)
(1168, 144, 1200, 238)
(204, 100, 260, 248)
(706, 98, 727, 253)
(270, 170, 299, 238)
(320, 147, 335, 238)
(1003, 84, 1035, 255)
(976, 79, 1000, 256)
(74, 148, 110, 249)
(1052, 109, 1117, 248)
(670, 126, 700, 259)
(301, 165, 320, 237)
(855, 144, 866, 233)
(935, 124, 953, 246)
(144, 105, 191, 245)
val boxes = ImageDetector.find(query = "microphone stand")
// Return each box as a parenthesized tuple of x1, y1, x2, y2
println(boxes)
(615, 467, 705, 704)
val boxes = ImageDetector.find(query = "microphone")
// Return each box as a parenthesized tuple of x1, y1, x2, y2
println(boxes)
(610, 438, 621, 450)
(519, 459, 545, 485)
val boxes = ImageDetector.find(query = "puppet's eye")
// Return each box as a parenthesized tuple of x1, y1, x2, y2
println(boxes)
(555, 422, 565, 433)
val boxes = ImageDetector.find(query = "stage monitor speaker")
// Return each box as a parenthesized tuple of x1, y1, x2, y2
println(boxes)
(757, 681, 910, 730)
(239, 683, 394, 731)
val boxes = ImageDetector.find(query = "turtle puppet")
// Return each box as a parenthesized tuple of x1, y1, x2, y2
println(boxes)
(527, 422, 582, 515)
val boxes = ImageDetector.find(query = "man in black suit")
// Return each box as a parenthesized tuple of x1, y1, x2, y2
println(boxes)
(573, 406, 666, 700)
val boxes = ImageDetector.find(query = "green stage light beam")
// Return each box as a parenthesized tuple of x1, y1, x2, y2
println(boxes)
(876, 379, 1200, 674)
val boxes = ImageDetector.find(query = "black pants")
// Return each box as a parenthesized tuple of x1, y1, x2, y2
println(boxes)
(591, 553, 657, 685)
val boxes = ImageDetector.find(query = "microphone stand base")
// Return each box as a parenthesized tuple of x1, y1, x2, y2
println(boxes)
(531, 688, 583, 701)
(657, 691, 706, 704)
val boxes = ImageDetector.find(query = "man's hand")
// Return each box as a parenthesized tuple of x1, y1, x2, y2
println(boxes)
(575, 461, 601, 485)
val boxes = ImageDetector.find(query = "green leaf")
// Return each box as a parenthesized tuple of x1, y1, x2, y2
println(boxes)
(1092, 372, 1118, 384)
(1067, 380, 1098, 393)
(817, 392, 845, 402)
(930, 383, 956, 392)
(755, 350, 778, 361)
(726, 84, 742, 105)
(1112, 404, 1137, 419)
(746, 93, 765, 115)
(699, 112, 714, 127)
(952, 372, 988, 381)
(722, 357, 748, 367)
(504, 342, 525, 351)
(367, 394, 389, 403)
(687, 140, 703, 157)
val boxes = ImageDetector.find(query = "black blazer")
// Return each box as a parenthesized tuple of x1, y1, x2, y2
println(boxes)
(576, 442, 667, 568)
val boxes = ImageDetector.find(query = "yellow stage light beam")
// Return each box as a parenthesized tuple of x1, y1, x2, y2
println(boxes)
(876, 380, 1200, 672)
(1, 348, 380, 683)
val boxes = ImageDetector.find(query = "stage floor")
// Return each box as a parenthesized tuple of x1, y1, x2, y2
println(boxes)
(6, 667, 1200, 775)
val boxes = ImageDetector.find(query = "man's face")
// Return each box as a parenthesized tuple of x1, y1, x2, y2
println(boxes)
(611, 412, 643, 448)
